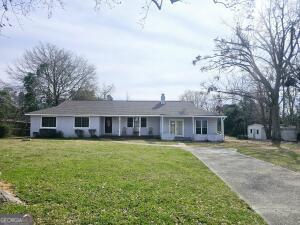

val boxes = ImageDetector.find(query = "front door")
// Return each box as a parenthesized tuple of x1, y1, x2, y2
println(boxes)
(105, 117, 112, 134)
(170, 119, 184, 137)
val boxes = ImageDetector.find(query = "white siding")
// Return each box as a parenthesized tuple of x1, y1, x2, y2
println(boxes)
(247, 124, 267, 140)
(161, 117, 223, 141)
(30, 115, 224, 141)
(30, 116, 41, 137)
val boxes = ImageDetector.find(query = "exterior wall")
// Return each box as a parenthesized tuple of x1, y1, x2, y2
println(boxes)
(161, 117, 224, 141)
(193, 117, 223, 142)
(30, 116, 41, 136)
(30, 115, 224, 141)
(161, 117, 193, 140)
(100, 117, 119, 136)
(30, 116, 101, 137)
(108, 116, 160, 137)
(56, 116, 101, 137)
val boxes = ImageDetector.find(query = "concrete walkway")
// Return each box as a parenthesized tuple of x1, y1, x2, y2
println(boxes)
(185, 146, 300, 225)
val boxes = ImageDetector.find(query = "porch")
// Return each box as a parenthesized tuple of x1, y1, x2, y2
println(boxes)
(100, 116, 225, 142)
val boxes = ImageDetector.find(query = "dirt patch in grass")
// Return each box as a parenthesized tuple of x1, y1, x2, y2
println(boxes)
(0, 181, 14, 193)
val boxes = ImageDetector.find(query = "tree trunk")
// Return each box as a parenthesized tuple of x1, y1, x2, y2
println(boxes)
(271, 102, 281, 143)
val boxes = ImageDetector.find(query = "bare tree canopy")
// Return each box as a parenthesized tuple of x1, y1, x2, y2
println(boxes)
(0, 0, 181, 32)
(98, 83, 115, 100)
(193, 0, 300, 142)
(0, 0, 258, 33)
(179, 89, 222, 112)
(8, 43, 97, 106)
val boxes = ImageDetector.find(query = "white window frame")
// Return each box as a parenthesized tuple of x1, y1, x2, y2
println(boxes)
(127, 117, 134, 128)
(74, 116, 90, 129)
(141, 117, 147, 128)
(169, 119, 184, 137)
(195, 119, 208, 135)
(40, 116, 57, 129)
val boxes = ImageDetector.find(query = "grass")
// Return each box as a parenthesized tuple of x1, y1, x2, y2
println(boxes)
(0, 138, 265, 224)
(187, 137, 300, 172)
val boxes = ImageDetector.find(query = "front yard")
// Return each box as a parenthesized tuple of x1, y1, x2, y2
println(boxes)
(0, 139, 265, 224)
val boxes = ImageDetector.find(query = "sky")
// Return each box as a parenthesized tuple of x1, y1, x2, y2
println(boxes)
(0, 0, 234, 100)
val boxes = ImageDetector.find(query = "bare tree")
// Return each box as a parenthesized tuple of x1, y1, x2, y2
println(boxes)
(194, 0, 300, 142)
(8, 43, 97, 106)
(97, 83, 115, 100)
(180, 90, 208, 109)
(0, 0, 181, 32)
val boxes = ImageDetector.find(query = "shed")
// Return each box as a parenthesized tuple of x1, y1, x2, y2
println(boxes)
(247, 124, 298, 142)
(247, 124, 267, 140)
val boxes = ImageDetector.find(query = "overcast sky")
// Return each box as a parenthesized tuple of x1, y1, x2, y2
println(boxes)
(0, 0, 233, 100)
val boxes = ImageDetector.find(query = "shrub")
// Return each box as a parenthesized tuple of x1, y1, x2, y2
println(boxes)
(0, 125, 10, 138)
(88, 129, 97, 138)
(237, 135, 248, 140)
(11, 128, 30, 137)
(75, 129, 84, 138)
(33, 132, 40, 138)
(39, 129, 64, 138)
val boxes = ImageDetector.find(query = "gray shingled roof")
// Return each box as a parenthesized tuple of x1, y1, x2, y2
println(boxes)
(26, 100, 221, 117)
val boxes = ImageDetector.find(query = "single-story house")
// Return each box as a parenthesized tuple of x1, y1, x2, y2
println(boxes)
(247, 123, 298, 142)
(26, 94, 226, 141)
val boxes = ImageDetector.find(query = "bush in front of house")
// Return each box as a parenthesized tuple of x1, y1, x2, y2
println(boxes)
(88, 129, 97, 138)
(237, 135, 248, 140)
(75, 129, 84, 138)
(0, 125, 10, 138)
(39, 129, 64, 138)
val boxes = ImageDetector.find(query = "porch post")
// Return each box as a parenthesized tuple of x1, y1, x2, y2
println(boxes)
(160, 116, 164, 138)
(139, 117, 141, 136)
(118, 116, 121, 136)
(192, 117, 195, 135)
(221, 117, 225, 140)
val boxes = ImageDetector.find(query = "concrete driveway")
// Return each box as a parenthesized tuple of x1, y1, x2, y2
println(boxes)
(185, 146, 300, 225)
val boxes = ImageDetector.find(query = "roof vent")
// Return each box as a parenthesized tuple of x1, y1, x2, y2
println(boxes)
(161, 93, 166, 105)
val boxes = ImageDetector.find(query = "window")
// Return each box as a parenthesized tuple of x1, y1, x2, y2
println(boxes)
(41, 117, 56, 128)
(250, 129, 253, 133)
(127, 117, 133, 127)
(195, 120, 208, 135)
(141, 117, 147, 127)
(75, 117, 89, 128)
(196, 120, 202, 134)
(257, 129, 259, 134)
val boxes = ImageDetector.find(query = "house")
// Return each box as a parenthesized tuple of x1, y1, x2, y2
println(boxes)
(26, 94, 226, 141)
(247, 124, 298, 142)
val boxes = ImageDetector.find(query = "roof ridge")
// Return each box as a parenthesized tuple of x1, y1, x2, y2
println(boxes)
(66, 100, 192, 103)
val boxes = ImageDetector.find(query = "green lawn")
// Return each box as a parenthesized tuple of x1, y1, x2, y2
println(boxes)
(0, 139, 265, 225)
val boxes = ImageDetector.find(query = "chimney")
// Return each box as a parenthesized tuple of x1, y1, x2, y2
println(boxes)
(161, 93, 166, 105)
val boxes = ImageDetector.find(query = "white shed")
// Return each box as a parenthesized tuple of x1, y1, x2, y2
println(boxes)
(247, 124, 298, 142)
(247, 124, 267, 140)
